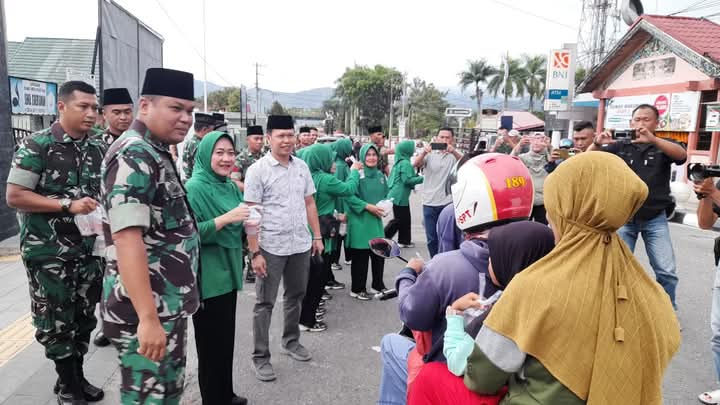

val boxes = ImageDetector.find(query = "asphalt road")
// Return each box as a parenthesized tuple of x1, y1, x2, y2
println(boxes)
(185, 194, 720, 405)
(0, 191, 718, 405)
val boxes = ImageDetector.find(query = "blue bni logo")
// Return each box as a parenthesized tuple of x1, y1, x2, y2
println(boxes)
(548, 89, 569, 100)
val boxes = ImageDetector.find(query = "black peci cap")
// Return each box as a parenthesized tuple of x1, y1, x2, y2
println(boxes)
(141, 68, 194, 101)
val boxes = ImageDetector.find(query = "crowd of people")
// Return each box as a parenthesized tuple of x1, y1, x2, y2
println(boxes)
(2, 64, 703, 405)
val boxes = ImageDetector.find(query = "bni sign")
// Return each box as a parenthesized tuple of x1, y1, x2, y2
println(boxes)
(544, 49, 572, 111)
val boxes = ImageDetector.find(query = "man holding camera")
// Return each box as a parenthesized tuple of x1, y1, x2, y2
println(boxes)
(589, 104, 686, 308)
(695, 179, 720, 404)
(414, 127, 462, 257)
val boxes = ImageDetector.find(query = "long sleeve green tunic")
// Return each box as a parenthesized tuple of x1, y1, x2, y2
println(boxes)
(387, 140, 423, 206)
(346, 144, 389, 249)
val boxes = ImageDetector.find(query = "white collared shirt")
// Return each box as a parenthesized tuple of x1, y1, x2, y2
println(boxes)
(244, 153, 316, 256)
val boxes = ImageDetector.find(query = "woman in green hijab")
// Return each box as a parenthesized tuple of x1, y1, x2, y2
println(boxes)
(328, 138, 354, 278)
(186, 131, 249, 405)
(385, 140, 423, 247)
(298, 143, 361, 331)
(346, 144, 389, 300)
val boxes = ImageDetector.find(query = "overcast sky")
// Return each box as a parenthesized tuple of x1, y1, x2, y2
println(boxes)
(4, 0, 713, 93)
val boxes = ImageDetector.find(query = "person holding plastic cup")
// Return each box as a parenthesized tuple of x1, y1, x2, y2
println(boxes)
(185, 131, 250, 405)
(346, 144, 389, 300)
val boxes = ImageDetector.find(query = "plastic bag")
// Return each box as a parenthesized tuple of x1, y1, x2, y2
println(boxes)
(74, 206, 105, 236)
(376, 198, 394, 217)
(244, 205, 263, 236)
(463, 290, 502, 325)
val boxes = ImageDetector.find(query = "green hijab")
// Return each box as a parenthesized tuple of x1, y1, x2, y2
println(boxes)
(331, 138, 353, 160)
(360, 143, 380, 179)
(185, 131, 243, 248)
(357, 143, 386, 204)
(302, 143, 336, 191)
(394, 140, 415, 163)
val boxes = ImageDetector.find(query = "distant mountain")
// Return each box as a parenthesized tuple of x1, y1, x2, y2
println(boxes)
(194, 80, 225, 98)
(439, 86, 541, 111)
(195, 81, 540, 112)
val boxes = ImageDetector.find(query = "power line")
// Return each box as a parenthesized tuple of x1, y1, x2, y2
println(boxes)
(489, 0, 578, 30)
(152, 0, 242, 92)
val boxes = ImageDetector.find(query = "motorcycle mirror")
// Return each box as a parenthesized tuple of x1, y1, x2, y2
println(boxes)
(369, 238, 406, 262)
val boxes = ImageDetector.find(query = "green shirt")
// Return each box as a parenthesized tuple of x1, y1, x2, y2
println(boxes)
(346, 174, 388, 249)
(7, 122, 105, 262)
(101, 119, 200, 324)
(387, 160, 423, 206)
(194, 219, 244, 299)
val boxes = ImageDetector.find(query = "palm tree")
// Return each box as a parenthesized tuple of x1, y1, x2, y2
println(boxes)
(487, 57, 528, 110)
(523, 54, 547, 112)
(458, 59, 496, 121)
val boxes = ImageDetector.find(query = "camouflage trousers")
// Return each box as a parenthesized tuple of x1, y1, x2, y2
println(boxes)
(104, 317, 189, 405)
(23, 255, 103, 361)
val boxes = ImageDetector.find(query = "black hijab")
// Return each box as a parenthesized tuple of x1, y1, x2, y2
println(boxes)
(425, 221, 555, 362)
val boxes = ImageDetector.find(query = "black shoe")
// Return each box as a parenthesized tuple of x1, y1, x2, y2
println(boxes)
(56, 388, 88, 405)
(299, 322, 327, 332)
(54, 358, 87, 405)
(93, 331, 110, 347)
(315, 307, 326, 316)
(318, 299, 326, 307)
(54, 378, 104, 402)
(230, 395, 248, 405)
(325, 280, 345, 290)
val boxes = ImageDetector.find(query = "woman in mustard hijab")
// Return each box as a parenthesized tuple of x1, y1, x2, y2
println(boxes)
(463, 152, 680, 404)
(186, 131, 249, 405)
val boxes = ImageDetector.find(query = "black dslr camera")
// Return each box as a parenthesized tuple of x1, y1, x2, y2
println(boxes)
(613, 129, 636, 143)
(688, 163, 720, 199)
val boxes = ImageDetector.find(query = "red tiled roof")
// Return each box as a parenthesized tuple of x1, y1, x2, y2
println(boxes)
(641, 14, 720, 62)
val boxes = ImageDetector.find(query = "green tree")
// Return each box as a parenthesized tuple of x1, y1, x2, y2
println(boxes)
(269, 101, 286, 115)
(334, 65, 403, 131)
(458, 59, 496, 120)
(407, 78, 449, 138)
(522, 54, 547, 112)
(199, 87, 242, 112)
(575, 66, 589, 88)
(487, 57, 528, 110)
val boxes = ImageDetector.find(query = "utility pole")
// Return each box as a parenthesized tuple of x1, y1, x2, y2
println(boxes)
(255, 62, 260, 120)
(202, 0, 207, 112)
(388, 84, 394, 148)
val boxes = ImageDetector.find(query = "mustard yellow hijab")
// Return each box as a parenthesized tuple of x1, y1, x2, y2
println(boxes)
(484, 152, 680, 404)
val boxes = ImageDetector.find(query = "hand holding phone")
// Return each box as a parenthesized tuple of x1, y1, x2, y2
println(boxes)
(431, 143, 448, 151)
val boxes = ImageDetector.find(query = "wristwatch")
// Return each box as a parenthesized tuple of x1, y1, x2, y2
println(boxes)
(250, 250, 262, 260)
(59, 198, 72, 213)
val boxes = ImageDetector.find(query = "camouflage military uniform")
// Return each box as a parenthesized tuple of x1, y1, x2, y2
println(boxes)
(92, 128, 120, 149)
(232, 146, 265, 183)
(181, 134, 201, 181)
(101, 119, 200, 405)
(6, 122, 105, 361)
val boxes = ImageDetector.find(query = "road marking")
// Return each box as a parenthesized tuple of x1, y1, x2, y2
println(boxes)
(0, 313, 34, 368)
(0, 254, 21, 262)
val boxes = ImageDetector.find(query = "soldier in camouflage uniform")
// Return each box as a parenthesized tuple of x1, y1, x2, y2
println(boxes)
(89, 88, 134, 348)
(230, 125, 266, 283)
(181, 112, 215, 181)
(101, 68, 199, 405)
(93, 87, 134, 149)
(6, 81, 106, 405)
